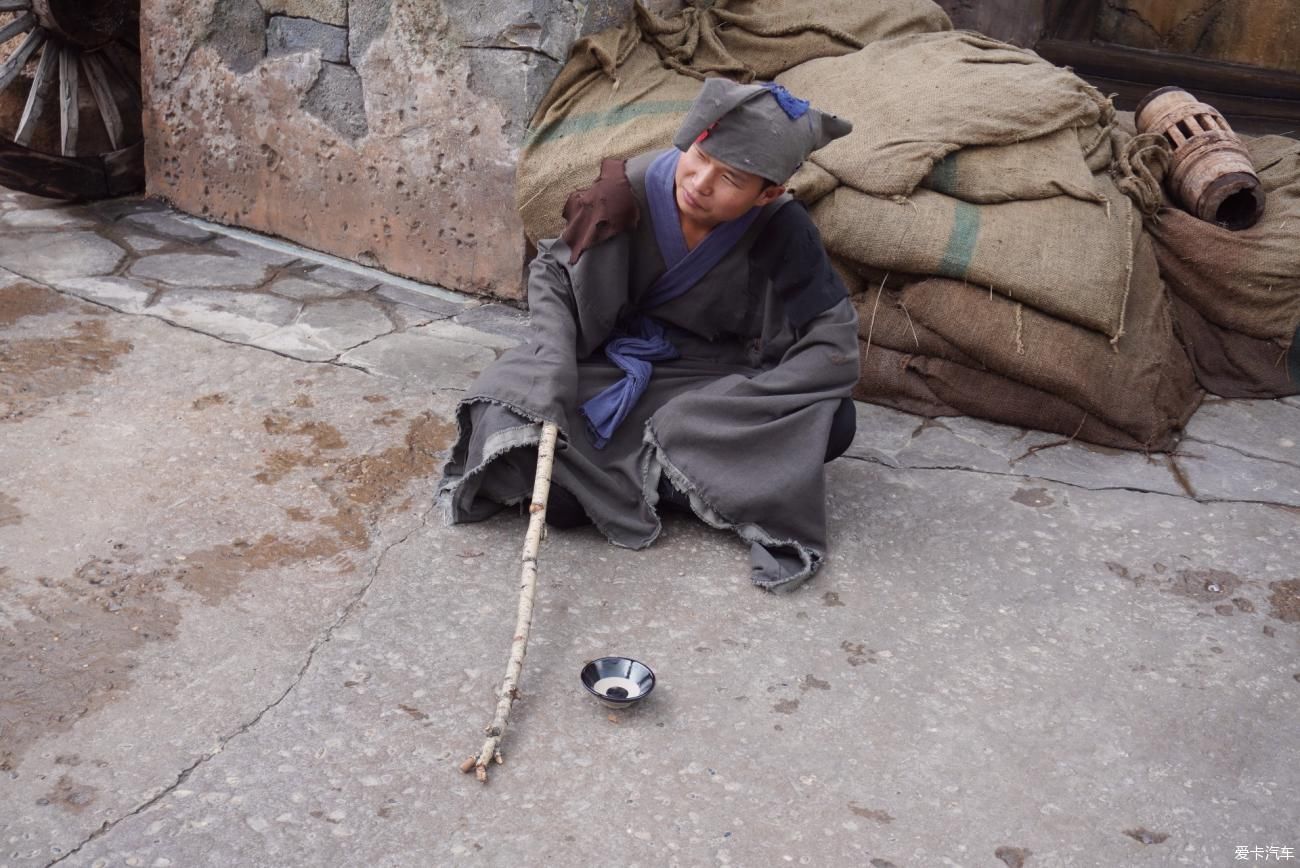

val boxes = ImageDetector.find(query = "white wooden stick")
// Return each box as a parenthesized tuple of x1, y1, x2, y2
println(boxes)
(460, 422, 560, 783)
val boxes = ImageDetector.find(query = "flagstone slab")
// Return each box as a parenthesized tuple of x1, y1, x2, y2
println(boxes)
(129, 253, 272, 289)
(0, 231, 127, 283)
(1174, 440, 1300, 507)
(308, 264, 384, 292)
(52, 276, 155, 315)
(122, 210, 218, 242)
(209, 236, 303, 267)
(252, 298, 394, 360)
(148, 289, 300, 343)
(0, 207, 100, 230)
(1182, 398, 1300, 468)
(338, 329, 496, 389)
(850, 403, 1189, 497)
(452, 302, 532, 344)
(419, 317, 521, 353)
(268, 275, 358, 300)
(119, 232, 174, 253)
(374, 282, 465, 317)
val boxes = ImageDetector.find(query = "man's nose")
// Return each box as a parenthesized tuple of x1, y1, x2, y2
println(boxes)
(694, 165, 717, 194)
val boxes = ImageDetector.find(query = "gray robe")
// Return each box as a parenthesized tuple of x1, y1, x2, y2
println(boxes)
(438, 151, 860, 589)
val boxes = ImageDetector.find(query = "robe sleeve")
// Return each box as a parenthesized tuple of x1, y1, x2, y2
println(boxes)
(644, 206, 860, 590)
(700, 204, 860, 405)
(464, 232, 630, 431)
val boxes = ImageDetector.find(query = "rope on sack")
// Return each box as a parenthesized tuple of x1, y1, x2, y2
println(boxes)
(1115, 132, 1172, 219)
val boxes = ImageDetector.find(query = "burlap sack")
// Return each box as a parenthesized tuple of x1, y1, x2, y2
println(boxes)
(1146, 135, 1300, 342)
(896, 233, 1202, 446)
(1081, 110, 1118, 173)
(518, 0, 953, 242)
(636, 0, 951, 82)
(848, 232, 1202, 449)
(854, 344, 1172, 451)
(1171, 295, 1298, 399)
(813, 173, 1135, 336)
(776, 31, 1108, 199)
(851, 280, 977, 366)
(517, 22, 699, 242)
(787, 160, 839, 206)
(919, 128, 1104, 204)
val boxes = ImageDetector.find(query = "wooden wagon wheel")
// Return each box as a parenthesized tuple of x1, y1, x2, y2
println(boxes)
(0, 0, 144, 200)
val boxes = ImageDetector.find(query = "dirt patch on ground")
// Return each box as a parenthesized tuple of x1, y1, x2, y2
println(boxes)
(191, 393, 228, 410)
(0, 384, 458, 777)
(2, 402, 457, 769)
(184, 412, 453, 604)
(0, 282, 68, 326)
(848, 803, 893, 823)
(0, 491, 22, 527)
(1123, 827, 1169, 845)
(253, 413, 350, 484)
(37, 774, 100, 813)
(1268, 580, 1300, 623)
(1010, 487, 1054, 508)
(0, 553, 182, 773)
(994, 846, 1031, 868)
(177, 533, 359, 605)
(1105, 562, 1264, 614)
(1169, 568, 1244, 604)
(334, 412, 454, 506)
(0, 319, 133, 422)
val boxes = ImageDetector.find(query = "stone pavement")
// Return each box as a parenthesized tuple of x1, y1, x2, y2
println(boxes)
(0, 187, 1297, 868)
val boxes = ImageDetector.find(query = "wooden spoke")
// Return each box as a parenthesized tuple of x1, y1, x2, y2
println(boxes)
(101, 43, 139, 108)
(0, 9, 35, 43)
(116, 22, 139, 52)
(0, 26, 43, 91)
(80, 51, 122, 149)
(14, 37, 56, 146)
(0, 0, 33, 12)
(58, 43, 77, 156)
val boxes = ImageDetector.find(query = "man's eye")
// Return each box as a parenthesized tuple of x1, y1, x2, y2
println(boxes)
(723, 175, 740, 187)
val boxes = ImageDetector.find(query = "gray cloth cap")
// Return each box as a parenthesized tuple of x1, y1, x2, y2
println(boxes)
(672, 78, 853, 184)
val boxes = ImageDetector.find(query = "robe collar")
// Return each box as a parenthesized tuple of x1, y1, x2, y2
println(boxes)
(642, 148, 761, 311)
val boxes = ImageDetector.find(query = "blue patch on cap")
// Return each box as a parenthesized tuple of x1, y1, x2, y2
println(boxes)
(761, 82, 810, 120)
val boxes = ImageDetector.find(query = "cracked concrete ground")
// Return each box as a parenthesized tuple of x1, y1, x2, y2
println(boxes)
(1, 187, 1297, 867)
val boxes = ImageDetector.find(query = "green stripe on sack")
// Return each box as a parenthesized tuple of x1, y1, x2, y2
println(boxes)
(525, 100, 696, 147)
(929, 153, 958, 195)
(937, 200, 981, 280)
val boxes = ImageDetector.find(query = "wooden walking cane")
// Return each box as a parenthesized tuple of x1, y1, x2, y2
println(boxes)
(459, 421, 560, 783)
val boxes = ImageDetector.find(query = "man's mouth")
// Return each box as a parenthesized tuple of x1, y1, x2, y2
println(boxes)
(681, 187, 704, 211)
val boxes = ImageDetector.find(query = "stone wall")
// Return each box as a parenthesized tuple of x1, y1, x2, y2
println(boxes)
(933, 0, 1047, 47)
(140, 0, 638, 300)
(1095, 0, 1300, 74)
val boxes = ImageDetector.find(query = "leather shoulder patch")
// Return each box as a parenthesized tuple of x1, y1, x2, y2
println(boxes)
(560, 158, 640, 265)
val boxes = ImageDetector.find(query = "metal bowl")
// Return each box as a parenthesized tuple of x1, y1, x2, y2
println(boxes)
(580, 656, 656, 708)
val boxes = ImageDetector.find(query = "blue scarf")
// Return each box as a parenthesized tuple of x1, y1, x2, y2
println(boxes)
(579, 149, 762, 448)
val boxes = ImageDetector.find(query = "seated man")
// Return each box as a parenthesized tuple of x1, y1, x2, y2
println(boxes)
(438, 78, 860, 590)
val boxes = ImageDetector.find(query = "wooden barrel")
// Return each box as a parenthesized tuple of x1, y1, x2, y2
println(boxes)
(1135, 86, 1265, 231)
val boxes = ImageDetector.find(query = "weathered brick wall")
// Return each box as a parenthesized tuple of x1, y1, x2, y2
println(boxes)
(140, 0, 639, 300)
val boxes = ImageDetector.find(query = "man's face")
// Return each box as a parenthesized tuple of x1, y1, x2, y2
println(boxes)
(674, 143, 785, 228)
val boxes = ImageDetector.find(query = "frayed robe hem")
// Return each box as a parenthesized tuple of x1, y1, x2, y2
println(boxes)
(435, 394, 823, 593)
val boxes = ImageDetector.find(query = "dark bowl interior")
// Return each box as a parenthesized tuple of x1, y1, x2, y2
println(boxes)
(580, 656, 656, 705)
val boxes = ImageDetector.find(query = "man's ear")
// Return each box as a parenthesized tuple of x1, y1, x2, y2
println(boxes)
(757, 185, 786, 207)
